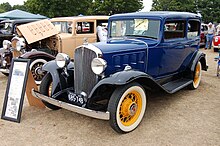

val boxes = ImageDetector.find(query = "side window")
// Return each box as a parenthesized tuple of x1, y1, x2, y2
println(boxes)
(52, 21, 72, 34)
(76, 22, 94, 34)
(164, 20, 185, 40)
(187, 20, 200, 38)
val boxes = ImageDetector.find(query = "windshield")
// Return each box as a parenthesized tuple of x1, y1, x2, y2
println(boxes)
(110, 19, 160, 39)
(52, 21, 72, 34)
(0, 22, 13, 34)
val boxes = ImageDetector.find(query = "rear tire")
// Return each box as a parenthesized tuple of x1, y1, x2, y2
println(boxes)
(214, 48, 219, 52)
(108, 82, 147, 133)
(189, 61, 202, 89)
(39, 73, 61, 110)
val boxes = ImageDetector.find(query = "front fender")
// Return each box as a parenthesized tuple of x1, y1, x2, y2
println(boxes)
(42, 60, 74, 94)
(88, 70, 164, 98)
(20, 51, 55, 61)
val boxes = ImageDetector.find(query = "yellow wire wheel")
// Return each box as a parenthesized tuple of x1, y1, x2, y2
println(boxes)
(108, 82, 147, 133)
(192, 61, 202, 89)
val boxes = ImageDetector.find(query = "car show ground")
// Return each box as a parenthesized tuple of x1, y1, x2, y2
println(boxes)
(0, 48, 219, 146)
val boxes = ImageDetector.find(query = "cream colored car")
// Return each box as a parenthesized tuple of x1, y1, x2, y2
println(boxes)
(14, 16, 109, 83)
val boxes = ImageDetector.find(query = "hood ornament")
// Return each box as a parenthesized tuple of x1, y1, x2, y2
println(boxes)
(83, 37, 88, 45)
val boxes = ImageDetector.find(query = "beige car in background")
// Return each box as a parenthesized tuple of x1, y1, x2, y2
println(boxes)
(15, 16, 109, 84)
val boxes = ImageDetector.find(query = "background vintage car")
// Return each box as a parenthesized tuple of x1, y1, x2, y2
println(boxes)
(213, 34, 220, 52)
(0, 19, 39, 46)
(33, 12, 208, 134)
(1, 16, 109, 84)
(200, 23, 208, 47)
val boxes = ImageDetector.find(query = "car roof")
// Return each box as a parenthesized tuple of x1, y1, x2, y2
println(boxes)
(110, 11, 200, 20)
(50, 16, 109, 22)
(0, 19, 39, 24)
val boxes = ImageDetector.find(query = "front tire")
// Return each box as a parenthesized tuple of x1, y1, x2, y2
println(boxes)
(214, 48, 219, 52)
(39, 73, 61, 110)
(30, 58, 47, 85)
(189, 61, 202, 89)
(108, 82, 147, 133)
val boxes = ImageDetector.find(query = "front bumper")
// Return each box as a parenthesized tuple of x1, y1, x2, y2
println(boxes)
(31, 89, 110, 120)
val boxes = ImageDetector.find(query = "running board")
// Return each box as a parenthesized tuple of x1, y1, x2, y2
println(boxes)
(31, 89, 110, 120)
(162, 78, 193, 93)
(0, 68, 9, 74)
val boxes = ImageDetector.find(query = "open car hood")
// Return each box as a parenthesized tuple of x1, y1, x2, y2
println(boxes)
(17, 19, 58, 44)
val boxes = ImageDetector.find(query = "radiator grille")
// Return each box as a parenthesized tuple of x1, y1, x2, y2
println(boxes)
(74, 47, 97, 95)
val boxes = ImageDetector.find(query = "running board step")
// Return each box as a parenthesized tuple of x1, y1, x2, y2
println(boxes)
(162, 78, 193, 93)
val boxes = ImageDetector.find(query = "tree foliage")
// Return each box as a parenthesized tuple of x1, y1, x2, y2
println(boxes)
(0, 0, 143, 18)
(0, 2, 12, 13)
(24, 0, 93, 18)
(152, 0, 220, 23)
(89, 0, 143, 15)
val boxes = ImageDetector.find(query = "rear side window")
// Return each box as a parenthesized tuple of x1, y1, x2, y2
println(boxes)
(164, 20, 186, 40)
(187, 20, 200, 38)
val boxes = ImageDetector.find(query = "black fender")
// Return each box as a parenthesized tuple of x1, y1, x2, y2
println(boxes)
(88, 70, 168, 99)
(41, 60, 74, 94)
(190, 51, 208, 72)
(20, 51, 55, 61)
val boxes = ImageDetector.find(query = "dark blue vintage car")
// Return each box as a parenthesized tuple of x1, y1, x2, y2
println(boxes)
(32, 12, 208, 133)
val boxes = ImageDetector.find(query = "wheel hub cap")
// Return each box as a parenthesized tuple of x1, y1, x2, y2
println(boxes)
(119, 91, 142, 126)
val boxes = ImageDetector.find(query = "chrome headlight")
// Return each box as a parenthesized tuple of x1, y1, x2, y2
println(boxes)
(91, 58, 107, 75)
(3, 40, 11, 50)
(55, 53, 70, 68)
(215, 37, 219, 42)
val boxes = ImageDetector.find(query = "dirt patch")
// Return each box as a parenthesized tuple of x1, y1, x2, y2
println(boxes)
(0, 48, 219, 146)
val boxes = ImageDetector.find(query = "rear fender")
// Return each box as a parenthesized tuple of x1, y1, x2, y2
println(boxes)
(190, 51, 208, 72)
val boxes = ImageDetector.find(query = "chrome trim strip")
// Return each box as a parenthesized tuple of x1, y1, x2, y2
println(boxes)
(31, 89, 110, 120)
(0, 68, 9, 74)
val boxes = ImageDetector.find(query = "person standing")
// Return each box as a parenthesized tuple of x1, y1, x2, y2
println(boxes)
(205, 22, 215, 49)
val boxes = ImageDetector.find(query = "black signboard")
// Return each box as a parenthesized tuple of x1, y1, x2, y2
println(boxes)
(1, 58, 30, 123)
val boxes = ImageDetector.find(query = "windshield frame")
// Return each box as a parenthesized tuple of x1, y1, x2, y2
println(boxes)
(109, 18, 161, 40)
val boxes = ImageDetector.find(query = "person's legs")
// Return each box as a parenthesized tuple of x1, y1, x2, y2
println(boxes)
(208, 34, 214, 49)
(205, 34, 209, 49)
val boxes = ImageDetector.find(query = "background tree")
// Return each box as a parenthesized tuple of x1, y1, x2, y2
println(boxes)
(12, 5, 27, 11)
(24, 0, 93, 18)
(198, 0, 220, 23)
(89, 0, 143, 15)
(152, 0, 196, 12)
(0, 2, 12, 13)
(152, 0, 220, 23)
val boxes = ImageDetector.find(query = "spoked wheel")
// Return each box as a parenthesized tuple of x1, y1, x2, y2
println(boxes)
(108, 82, 147, 133)
(30, 59, 47, 85)
(40, 73, 61, 110)
(189, 61, 202, 89)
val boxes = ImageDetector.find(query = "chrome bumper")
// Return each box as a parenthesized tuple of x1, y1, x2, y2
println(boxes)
(0, 68, 9, 74)
(31, 89, 110, 120)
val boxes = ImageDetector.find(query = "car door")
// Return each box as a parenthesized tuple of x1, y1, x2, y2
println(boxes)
(182, 19, 200, 68)
(158, 19, 188, 76)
